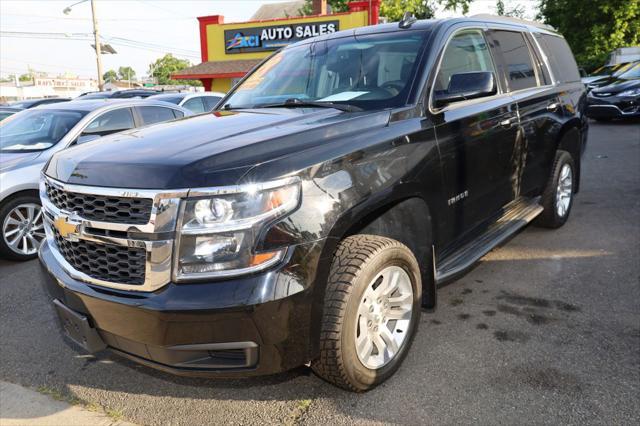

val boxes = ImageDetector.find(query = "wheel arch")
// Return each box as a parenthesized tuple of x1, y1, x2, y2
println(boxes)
(0, 189, 40, 207)
(554, 119, 583, 193)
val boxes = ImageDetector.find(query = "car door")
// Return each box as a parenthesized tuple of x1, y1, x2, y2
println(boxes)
(431, 28, 519, 241)
(487, 29, 563, 197)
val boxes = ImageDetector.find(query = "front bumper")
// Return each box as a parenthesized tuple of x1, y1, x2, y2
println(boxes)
(38, 238, 325, 377)
(586, 96, 640, 118)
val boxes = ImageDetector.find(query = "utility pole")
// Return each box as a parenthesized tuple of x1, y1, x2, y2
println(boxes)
(90, 0, 104, 90)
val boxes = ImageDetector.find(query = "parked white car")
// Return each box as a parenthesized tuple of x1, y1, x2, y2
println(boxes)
(0, 99, 192, 260)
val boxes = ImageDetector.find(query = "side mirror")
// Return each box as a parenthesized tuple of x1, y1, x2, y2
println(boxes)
(76, 134, 101, 145)
(434, 71, 497, 107)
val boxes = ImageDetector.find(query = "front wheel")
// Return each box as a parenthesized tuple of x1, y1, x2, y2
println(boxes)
(0, 195, 45, 261)
(312, 235, 422, 392)
(535, 150, 575, 229)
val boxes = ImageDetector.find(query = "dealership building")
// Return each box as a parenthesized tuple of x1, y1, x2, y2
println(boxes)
(173, 1, 381, 92)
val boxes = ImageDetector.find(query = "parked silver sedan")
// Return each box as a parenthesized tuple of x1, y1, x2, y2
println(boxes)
(0, 99, 191, 260)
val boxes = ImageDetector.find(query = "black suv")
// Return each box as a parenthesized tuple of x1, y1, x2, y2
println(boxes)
(38, 16, 587, 391)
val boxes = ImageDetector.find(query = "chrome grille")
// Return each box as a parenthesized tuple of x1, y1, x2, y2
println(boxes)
(41, 175, 186, 292)
(45, 183, 152, 225)
(51, 227, 146, 285)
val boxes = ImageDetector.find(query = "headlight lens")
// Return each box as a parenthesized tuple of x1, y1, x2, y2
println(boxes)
(618, 88, 640, 97)
(174, 178, 300, 280)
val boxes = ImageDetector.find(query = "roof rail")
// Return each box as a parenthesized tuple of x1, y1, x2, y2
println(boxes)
(470, 14, 556, 32)
(399, 11, 417, 29)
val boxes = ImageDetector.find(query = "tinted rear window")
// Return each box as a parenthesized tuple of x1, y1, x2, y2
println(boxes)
(491, 30, 537, 91)
(534, 33, 580, 83)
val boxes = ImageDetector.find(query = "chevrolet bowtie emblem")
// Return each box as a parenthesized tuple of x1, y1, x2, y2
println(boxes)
(53, 215, 80, 239)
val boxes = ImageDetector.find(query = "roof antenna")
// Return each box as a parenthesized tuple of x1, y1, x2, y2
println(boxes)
(399, 11, 417, 29)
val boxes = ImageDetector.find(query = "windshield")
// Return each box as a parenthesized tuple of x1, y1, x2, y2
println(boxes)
(618, 62, 640, 79)
(612, 62, 636, 76)
(223, 31, 428, 111)
(0, 109, 87, 152)
(590, 64, 619, 77)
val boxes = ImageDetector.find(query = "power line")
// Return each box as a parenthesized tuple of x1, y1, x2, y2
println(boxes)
(1, 13, 196, 21)
(1, 31, 200, 59)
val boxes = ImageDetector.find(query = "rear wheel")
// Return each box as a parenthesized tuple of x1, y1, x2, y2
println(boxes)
(535, 150, 575, 229)
(312, 235, 422, 392)
(0, 195, 45, 261)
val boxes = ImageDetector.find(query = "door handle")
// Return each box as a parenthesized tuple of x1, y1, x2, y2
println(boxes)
(499, 117, 515, 128)
(547, 102, 560, 112)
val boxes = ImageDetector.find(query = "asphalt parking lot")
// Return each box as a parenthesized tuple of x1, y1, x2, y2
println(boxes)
(1, 120, 638, 425)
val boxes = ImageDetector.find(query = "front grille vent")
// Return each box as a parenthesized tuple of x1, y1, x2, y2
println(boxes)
(51, 227, 146, 285)
(46, 183, 152, 225)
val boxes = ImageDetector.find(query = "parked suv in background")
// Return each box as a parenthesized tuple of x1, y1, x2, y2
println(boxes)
(147, 92, 225, 113)
(0, 99, 191, 261)
(38, 16, 587, 391)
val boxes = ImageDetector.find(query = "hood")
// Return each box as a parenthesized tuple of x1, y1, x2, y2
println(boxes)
(0, 151, 42, 172)
(591, 78, 640, 95)
(45, 108, 391, 189)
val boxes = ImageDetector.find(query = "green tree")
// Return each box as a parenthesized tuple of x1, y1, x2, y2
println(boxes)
(18, 73, 33, 82)
(300, 0, 349, 15)
(381, 0, 436, 20)
(148, 54, 202, 86)
(118, 66, 136, 81)
(103, 69, 118, 82)
(495, 0, 525, 18)
(300, 0, 475, 21)
(538, 0, 640, 71)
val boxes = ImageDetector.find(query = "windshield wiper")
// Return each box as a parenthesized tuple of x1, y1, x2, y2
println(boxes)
(260, 98, 361, 112)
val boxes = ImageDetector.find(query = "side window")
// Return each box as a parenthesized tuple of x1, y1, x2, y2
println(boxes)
(434, 29, 495, 94)
(83, 108, 134, 136)
(137, 106, 176, 126)
(524, 33, 551, 85)
(182, 97, 205, 113)
(534, 33, 581, 83)
(491, 30, 538, 91)
(202, 96, 222, 111)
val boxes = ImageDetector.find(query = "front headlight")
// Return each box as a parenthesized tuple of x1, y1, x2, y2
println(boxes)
(618, 88, 640, 97)
(174, 177, 301, 281)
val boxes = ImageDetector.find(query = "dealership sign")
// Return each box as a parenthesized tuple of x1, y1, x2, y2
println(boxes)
(224, 20, 339, 54)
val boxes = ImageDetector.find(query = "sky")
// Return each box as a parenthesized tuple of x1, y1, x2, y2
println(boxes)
(0, 0, 539, 81)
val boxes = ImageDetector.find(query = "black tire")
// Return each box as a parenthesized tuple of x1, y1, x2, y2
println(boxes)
(311, 235, 422, 392)
(535, 150, 575, 229)
(0, 194, 43, 261)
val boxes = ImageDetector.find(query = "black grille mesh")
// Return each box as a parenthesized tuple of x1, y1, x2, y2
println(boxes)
(51, 227, 146, 285)
(45, 183, 152, 225)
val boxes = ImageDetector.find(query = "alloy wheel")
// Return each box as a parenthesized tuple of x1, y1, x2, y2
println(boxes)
(354, 265, 413, 369)
(555, 163, 573, 218)
(2, 203, 45, 256)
